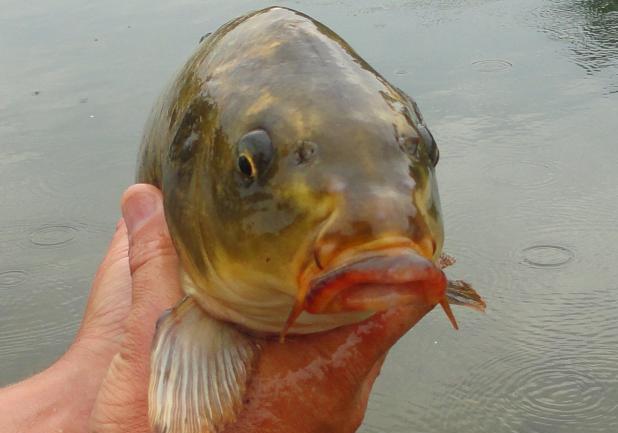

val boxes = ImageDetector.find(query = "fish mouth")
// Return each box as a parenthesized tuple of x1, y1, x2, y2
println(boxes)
(305, 249, 447, 313)
(282, 246, 458, 339)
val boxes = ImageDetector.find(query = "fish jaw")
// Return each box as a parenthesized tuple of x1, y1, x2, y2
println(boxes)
(283, 248, 451, 338)
(305, 250, 448, 314)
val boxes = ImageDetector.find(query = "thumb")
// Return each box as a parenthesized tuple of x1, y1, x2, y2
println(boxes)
(120, 183, 183, 357)
(90, 185, 183, 433)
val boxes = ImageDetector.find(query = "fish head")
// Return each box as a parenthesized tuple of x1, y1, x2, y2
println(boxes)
(269, 90, 447, 332)
(160, 7, 450, 333)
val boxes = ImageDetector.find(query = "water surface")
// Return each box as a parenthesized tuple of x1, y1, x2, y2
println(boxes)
(1, 0, 617, 431)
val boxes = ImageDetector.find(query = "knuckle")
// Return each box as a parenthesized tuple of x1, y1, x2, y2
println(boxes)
(129, 233, 178, 275)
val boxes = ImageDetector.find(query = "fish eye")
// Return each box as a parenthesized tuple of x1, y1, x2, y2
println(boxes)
(238, 154, 255, 178)
(399, 136, 420, 159)
(431, 145, 440, 166)
(236, 129, 275, 182)
(417, 124, 440, 167)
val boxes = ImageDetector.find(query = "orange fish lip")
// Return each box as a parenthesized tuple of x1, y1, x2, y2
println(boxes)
(304, 248, 447, 314)
(281, 244, 458, 340)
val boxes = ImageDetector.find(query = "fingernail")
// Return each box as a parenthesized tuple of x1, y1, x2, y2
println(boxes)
(122, 190, 158, 234)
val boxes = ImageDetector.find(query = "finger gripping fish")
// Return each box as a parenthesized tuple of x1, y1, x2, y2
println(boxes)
(137, 7, 484, 433)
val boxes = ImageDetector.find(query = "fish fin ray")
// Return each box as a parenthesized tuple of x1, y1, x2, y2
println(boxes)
(438, 253, 456, 269)
(446, 280, 486, 312)
(149, 297, 257, 433)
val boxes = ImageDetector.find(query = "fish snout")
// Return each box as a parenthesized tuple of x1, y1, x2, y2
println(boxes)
(312, 188, 426, 268)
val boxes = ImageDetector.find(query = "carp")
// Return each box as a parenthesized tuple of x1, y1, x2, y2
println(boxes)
(137, 7, 484, 433)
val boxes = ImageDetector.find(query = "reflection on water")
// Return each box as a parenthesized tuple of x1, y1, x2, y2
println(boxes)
(535, 0, 618, 89)
(1, 0, 617, 432)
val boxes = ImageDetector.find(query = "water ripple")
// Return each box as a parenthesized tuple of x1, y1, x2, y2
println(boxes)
(443, 347, 618, 433)
(29, 224, 78, 247)
(0, 316, 79, 359)
(531, 0, 618, 79)
(0, 270, 27, 288)
(0, 220, 111, 251)
(361, 390, 436, 433)
(482, 158, 563, 189)
(520, 244, 575, 268)
(471, 59, 513, 72)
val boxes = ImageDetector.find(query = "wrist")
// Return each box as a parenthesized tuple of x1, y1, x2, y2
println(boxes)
(0, 343, 110, 433)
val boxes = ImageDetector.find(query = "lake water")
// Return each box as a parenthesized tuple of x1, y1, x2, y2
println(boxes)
(1, 0, 617, 431)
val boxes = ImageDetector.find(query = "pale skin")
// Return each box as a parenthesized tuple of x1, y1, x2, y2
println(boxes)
(0, 184, 433, 433)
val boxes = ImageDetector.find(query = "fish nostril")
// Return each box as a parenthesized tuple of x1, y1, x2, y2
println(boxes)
(294, 140, 318, 165)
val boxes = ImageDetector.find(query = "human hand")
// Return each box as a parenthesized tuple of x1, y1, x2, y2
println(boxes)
(0, 184, 181, 433)
(88, 184, 182, 432)
(0, 183, 433, 433)
(90, 184, 433, 433)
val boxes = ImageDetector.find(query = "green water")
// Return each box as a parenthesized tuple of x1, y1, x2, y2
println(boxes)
(1, 1, 617, 431)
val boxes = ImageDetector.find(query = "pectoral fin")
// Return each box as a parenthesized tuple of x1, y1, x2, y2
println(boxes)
(446, 280, 486, 312)
(149, 297, 257, 433)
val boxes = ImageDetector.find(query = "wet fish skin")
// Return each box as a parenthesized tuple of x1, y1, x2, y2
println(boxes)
(138, 6, 444, 334)
(137, 7, 482, 433)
